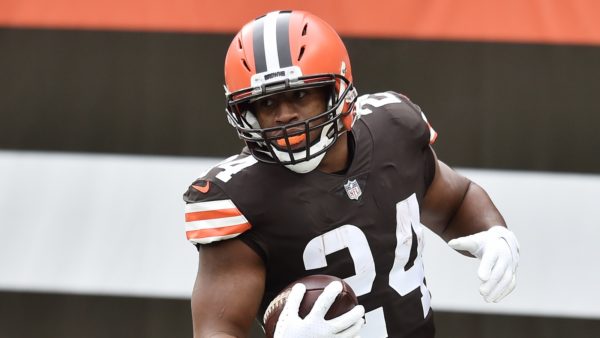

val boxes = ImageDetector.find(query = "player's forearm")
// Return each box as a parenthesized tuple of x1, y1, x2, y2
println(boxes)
(191, 288, 252, 338)
(441, 180, 506, 243)
(192, 298, 254, 338)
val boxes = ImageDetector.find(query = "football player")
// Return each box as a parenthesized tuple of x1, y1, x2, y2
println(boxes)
(184, 10, 520, 338)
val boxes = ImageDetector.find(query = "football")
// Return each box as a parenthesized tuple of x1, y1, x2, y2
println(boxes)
(263, 274, 359, 338)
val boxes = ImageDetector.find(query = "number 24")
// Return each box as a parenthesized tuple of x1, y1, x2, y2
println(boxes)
(302, 194, 431, 337)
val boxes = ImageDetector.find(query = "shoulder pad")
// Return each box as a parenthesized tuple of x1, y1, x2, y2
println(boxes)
(356, 91, 437, 145)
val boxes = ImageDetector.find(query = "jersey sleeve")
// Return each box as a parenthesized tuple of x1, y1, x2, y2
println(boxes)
(390, 92, 437, 147)
(393, 93, 438, 189)
(394, 93, 437, 187)
(183, 178, 252, 245)
(357, 91, 437, 188)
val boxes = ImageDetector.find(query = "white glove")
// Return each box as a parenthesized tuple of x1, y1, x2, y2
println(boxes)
(274, 281, 365, 338)
(448, 226, 520, 303)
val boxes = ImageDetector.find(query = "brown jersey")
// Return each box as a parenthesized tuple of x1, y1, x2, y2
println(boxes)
(184, 91, 438, 338)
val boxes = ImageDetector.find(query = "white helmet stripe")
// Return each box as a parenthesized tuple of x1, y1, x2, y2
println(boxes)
(252, 11, 292, 74)
(263, 11, 281, 71)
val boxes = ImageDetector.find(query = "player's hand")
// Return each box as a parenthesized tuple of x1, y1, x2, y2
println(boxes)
(274, 281, 365, 338)
(448, 226, 520, 303)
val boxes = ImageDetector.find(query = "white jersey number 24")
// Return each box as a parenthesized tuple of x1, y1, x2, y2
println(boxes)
(302, 193, 431, 338)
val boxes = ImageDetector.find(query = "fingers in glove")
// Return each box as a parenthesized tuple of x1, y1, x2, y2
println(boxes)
(484, 268, 513, 302)
(281, 283, 306, 316)
(327, 305, 365, 333)
(495, 275, 517, 303)
(479, 258, 508, 298)
(309, 281, 343, 318)
(478, 247, 500, 282)
(333, 312, 365, 338)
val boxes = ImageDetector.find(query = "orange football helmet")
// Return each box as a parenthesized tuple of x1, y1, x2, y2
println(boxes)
(224, 10, 357, 173)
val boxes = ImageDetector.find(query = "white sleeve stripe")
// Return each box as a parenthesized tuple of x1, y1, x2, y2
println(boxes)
(420, 111, 437, 144)
(185, 215, 249, 231)
(185, 199, 236, 213)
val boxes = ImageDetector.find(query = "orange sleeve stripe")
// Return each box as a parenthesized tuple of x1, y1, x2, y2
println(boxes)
(186, 222, 251, 240)
(185, 208, 241, 222)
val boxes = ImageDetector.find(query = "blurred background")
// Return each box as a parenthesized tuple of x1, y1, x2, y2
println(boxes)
(1, 0, 600, 337)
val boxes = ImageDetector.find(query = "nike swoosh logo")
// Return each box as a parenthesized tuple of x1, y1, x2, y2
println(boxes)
(192, 182, 210, 193)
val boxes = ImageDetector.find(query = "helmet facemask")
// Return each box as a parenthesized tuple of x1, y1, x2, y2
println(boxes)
(226, 73, 357, 173)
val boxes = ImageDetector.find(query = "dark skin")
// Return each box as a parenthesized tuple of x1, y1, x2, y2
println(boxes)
(191, 87, 505, 337)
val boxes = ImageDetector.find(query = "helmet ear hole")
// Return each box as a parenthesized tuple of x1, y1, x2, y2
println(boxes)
(302, 23, 308, 36)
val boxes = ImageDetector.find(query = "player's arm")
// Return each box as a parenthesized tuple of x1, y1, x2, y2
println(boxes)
(421, 151, 505, 241)
(191, 239, 266, 338)
(421, 150, 520, 302)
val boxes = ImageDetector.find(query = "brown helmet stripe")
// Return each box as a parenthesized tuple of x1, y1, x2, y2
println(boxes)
(275, 11, 292, 69)
(252, 14, 267, 73)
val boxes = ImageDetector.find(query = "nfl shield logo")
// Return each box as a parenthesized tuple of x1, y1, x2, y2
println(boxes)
(344, 179, 362, 200)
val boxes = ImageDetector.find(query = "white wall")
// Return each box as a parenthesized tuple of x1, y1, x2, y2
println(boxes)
(1, 150, 599, 319)
(0, 150, 203, 298)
